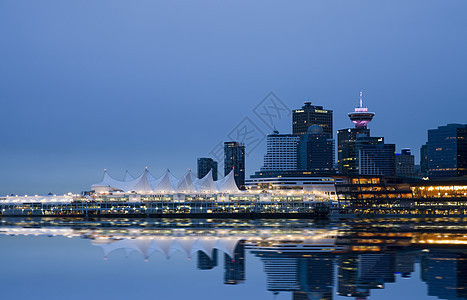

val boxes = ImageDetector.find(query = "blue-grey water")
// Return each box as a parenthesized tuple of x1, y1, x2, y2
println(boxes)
(0, 217, 465, 300)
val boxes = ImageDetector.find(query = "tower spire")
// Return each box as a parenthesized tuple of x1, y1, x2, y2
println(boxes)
(348, 91, 374, 129)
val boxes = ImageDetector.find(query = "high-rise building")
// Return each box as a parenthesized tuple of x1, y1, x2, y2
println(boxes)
(395, 149, 415, 177)
(337, 92, 390, 175)
(427, 124, 467, 178)
(356, 136, 396, 176)
(261, 131, 300, 171)
(337, 128, 370, 174)
(293, 102, 333, 137)
(297, 125, 334, 172)
(420, 143, 428, 176)
(197, 157, 218, 181)
(224, 141, 245, 189)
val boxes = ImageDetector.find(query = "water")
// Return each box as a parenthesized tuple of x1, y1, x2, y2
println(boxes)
(0, 217, 465, 300)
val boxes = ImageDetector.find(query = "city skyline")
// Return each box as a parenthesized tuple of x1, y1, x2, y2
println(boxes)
(1, 1, 467, 195)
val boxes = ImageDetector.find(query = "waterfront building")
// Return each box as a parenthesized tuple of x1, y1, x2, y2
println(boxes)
(224, 141, 246, 189)
(297, 125, 334, 172)
(395, 149, 415, 177)
(246, 170, 340, 200)
(91, 168, 240, 194)
(261, 131, 300, 171)
(336, 175, 467, 215)
(427, 123, 467, 178)
(197, 157, 218, 181)
(293, 101, 333, 138)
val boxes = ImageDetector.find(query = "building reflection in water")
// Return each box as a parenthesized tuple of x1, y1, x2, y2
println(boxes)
(224, 241, 245, 284)
(1, 217, 467, 300)
(198, 249, 218, 270)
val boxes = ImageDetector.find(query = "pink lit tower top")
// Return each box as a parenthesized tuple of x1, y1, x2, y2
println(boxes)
(347, 92, 374, 129)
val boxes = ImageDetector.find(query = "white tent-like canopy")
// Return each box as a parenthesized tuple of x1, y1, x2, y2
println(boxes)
(123, 170, 135, 182)
(175, 170, 197, 193)
(196, 170, 217, 193)
(91, 168, 241, 194)
(216, 170, 241, 193)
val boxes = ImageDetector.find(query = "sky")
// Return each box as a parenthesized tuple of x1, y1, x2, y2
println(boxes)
(1, 0, 466, 195)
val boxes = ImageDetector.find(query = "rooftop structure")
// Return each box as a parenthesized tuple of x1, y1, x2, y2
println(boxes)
(348, 92, 375, 129)
(91, 168, 240, 194)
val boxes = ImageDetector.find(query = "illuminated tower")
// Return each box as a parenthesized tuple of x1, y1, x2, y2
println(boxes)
(348, 92, 375, 129)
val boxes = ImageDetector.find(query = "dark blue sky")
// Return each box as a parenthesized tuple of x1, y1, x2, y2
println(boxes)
(1, 0, 466, 195)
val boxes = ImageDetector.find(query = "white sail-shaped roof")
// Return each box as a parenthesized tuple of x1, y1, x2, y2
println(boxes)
(91, 167, 243, 194)
(195, 170, 217, 193)
(176, 170, 197, 193)
(150, 169, 176, 193)
(130, 169, 153, 193)
(91, 169, 119, 187)
(123, 170, 135, 182)
(216, 170, 240, 193)
(91, 170, 125, 192)
(92, 168, 155, 193)
(147, 170, 158, 182)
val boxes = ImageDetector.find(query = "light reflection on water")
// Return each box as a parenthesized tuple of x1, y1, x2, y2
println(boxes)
(0, 217, 466, 300)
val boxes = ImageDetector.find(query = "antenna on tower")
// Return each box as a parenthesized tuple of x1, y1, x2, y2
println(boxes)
(359, 91, 363, 108)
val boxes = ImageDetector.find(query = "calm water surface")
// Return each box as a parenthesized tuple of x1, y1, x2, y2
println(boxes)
(0, 217, 465, 300)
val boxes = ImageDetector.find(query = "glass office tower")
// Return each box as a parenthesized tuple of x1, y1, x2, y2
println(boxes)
(427, 124, 467, 178)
